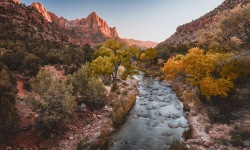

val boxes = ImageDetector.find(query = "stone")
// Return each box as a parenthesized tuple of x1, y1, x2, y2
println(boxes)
(34, 113, 39, 118)
(75, 134, 82, 139)
(204, 141, 214, 147)
(86, 124, 90, 129)
(69, 136, 74, 141)
(97, 115, 102, 119)
(214, 143, 219, 149)
(186, 144, 191, 149)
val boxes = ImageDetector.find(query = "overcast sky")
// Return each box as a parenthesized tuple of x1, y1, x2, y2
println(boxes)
(21, 0, 224, 42)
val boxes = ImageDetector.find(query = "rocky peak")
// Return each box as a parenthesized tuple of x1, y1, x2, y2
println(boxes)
(89, 11, 98, 17)
(31, 2, 52, 22)
(12, 0, 20, 4)
(85, 12, 118, 37)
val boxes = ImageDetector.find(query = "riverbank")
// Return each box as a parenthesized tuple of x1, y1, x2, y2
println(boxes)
(166, 80, 250, 150)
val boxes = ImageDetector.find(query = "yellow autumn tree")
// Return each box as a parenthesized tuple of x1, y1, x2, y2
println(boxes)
(162, 48, 235, 99)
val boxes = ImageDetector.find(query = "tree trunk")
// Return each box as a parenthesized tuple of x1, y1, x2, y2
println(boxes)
(209, 98, 216, 123)
(111, 61, 121, 92)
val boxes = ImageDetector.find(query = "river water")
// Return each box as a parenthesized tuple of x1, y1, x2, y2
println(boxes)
(109, 73, 189, 150)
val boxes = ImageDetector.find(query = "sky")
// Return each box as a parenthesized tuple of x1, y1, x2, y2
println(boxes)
(21, 0, 224, 43)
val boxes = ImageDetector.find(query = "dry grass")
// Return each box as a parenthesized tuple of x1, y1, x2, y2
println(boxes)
(111, 92, 137, 128)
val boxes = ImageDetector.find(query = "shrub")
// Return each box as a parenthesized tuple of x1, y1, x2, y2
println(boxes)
(169, 140, 186, 150)
(205, 124, 210, 133)
(69, 64, 106, 110)
(85, 78, 106, 109)
(29, 69, 76, 135)
(21, 53, 42, 76)
(182, 126, 193, 140)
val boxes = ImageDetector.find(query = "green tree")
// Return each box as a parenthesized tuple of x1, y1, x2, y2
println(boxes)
(68, 64, 106, 109)
(21, 53, 42, 76)
(0, 63, 19, 141)
(45, 51, 62, 65)
(63, 46, 84, 67)
(0, 47, 27, 70)
(139, 48, 158, 65)
(83, 43, 95, 62)
(220, 5, 250, 48)
(92, 39, 139, 90)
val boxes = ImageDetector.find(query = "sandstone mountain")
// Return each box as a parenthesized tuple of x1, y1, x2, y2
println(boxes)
(1, 0, 158, 47)
(156, 0, 250, 49)
(30, 2, 119, 45)
(124, 38, 158, 49)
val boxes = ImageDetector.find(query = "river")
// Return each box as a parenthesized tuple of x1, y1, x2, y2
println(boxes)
(108, 73, 189, 150)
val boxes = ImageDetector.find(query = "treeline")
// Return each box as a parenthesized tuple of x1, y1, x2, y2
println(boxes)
(0, 39, 95, 76)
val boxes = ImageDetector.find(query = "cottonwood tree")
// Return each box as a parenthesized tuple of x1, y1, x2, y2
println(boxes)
(139, 48, 158, 65)
(162, 48, 235, 99)
(92, 39, 140, 91)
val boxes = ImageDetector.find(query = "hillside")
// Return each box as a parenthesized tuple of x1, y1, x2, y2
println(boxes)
(156, 0, 250, 48)
(0, 0, 69, 45)
(0, 0, 121, 46)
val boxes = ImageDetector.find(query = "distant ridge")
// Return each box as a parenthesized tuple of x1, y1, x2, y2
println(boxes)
(124, 38, 158, 49)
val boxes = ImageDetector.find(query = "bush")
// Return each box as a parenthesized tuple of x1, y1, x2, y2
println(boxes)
(29, 69, 76, 135)
(230, 125, 250, 147)
(21, 53, 42, 76)
(85, 78, 106, 109)
(35, 102, 69, 136)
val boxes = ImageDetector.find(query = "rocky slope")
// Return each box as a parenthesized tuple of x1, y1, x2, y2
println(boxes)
(157, 0, 250, 48)
(30, 2, 52, 22)
(0, 0, 70, 45)
(0, 0, 121, 46)
(124, 38, 158, 49)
